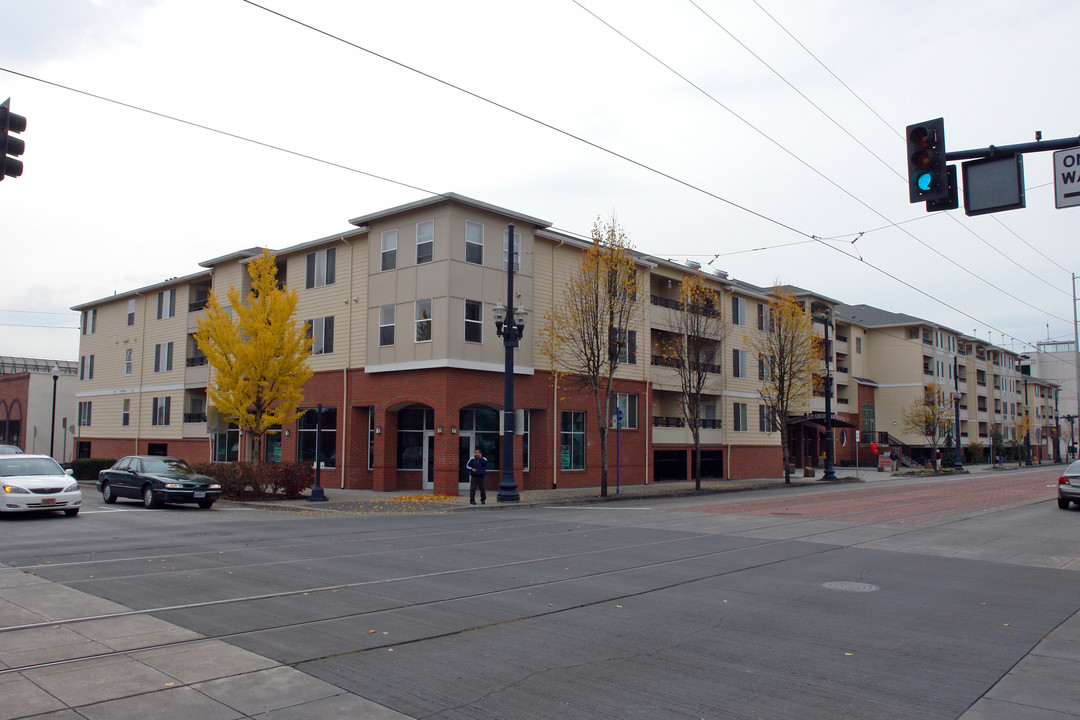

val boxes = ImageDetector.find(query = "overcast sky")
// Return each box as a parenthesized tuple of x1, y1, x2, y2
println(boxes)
(2, 0, 1077, 362)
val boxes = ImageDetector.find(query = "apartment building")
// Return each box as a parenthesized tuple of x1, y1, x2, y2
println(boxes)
(829, 303, 1054, 465)
(72, 193, 789, 494)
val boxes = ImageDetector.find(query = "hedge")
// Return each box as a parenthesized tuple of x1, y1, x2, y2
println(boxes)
(65, 458, 118, 482)
(191, 462, 314, 500)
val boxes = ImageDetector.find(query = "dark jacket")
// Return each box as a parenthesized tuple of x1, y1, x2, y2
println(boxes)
(466, 455, 488, 476)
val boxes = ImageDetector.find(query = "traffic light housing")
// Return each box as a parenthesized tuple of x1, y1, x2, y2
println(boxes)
(1, 98, 27, 181)
(906, 118, 948, 203)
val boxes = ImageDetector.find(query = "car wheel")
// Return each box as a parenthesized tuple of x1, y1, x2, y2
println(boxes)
(197, 499, 214, 510)
(142, 485, 162, 509)
(101, 482, 117, 504)
(64, 508, 80, 517)
(1058, 498, 1071, 510)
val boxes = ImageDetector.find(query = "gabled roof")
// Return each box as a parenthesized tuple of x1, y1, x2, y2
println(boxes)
(71, 269, 213, 311)
(348, 192, 552, 229)
(834, 303, 930, 329)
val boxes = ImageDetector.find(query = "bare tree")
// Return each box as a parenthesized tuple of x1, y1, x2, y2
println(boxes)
(659, 271, 726, 490)
(748, 286, 822, 483)
(538, 218, 642, 497)
(900, 382, 953, 469)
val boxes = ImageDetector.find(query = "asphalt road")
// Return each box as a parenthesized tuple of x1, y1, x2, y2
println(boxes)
(2, 467, 1078, 719)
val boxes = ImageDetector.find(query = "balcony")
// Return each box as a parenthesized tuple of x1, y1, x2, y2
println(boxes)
(185, 356, 209, 387)
(652, 416, 724, 445)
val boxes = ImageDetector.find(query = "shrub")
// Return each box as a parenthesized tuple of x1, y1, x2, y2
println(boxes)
(192, 462, 314, 500)
(66, 458, 117, 482)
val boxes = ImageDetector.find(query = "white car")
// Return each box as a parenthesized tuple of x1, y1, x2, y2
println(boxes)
(0, 455, 82, 516)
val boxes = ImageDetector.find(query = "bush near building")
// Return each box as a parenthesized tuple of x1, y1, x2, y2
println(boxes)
(193, 462, 314, 500)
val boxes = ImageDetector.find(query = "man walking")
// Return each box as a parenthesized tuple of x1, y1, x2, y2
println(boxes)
(466, 448, 488, 505)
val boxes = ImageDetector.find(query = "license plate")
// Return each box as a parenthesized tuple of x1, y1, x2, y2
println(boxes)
(42, 498, 56, 505)
(194, 491, 206, 498)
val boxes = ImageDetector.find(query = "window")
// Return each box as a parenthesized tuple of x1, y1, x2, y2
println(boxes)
(731, 297, 746, 326)
(379, 305, 395, 346)
(157, 289, 176, 319)
(611, 328, 637, 364)
(78, 401, 92, 427)
(861, 403, 875, 435)
(154, 342, 173, 373)
(503, 228, 521, 272)
(465, 220, 484, 265)
(152, 396, 171, 426)
(308, 316, 335, 355)
(758, 353, 773, 381)
(608, 393, 638, 429)
(214, 424, 240, 462)
(124, 348, 133, 376)
(756, 303, 770, 331)
(759, 405, 779, 432)
(733, 402, 748, 432)
(415, 299, 432, 342)
(122, 399, 130, 427)
(264, 426, 281, 462)
(856, 336, 862, 354)
(560, 411, 585, 470)
(732, 349, 747, 378)
(416, 220, 434, 264)
(297, 407, 336, 468)
(127, 299, 136, 326)
(381, 229, 398, 271)
(465, 299, 483, 343)
(79, 355, 94, 380)
(397, 406, 433, 469)
(81, 308, 97, 335)
(305, 247, 336, 289)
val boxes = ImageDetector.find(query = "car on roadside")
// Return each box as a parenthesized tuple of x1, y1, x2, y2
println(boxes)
(0, 454, 82, 516)
(97, 456, 222, 509)
(0, 444, 24, 455)
(1058, 461, 1080, 509)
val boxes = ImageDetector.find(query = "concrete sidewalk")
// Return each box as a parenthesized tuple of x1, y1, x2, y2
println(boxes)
(227, 462, 1019, 514)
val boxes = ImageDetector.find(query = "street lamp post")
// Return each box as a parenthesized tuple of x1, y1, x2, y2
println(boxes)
(952, 356, 964, 470)
(493, 223, 525, 503)
(814, 312, 836, 481)
(308, 403, 328, 502)
(1024, 376, 1033, 466)
(49, 366, 59, 460)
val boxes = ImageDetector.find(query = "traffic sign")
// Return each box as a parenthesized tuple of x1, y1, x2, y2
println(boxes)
(1054, 147, 1080, 209)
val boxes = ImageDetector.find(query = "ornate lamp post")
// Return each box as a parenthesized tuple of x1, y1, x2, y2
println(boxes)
(492, 223, 526, 503)
(49, 366, 60, 460)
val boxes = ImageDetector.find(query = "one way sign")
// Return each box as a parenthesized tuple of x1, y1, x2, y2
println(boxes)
(1054, 147, 1080, 209)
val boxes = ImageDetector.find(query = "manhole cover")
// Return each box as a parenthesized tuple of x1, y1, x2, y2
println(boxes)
(823, 581, 879, 592)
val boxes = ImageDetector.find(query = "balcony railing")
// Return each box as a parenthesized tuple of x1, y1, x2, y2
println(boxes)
(649, 295, 720, 317)
(186, 356, 208, 367)
(189, 299, 208, 312)
(183, 413, 207, 423)
(650, 355, 722, 374)
(651, 416, 721, 429)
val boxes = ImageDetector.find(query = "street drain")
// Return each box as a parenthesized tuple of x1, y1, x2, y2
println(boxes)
(823, 581, 879, 592)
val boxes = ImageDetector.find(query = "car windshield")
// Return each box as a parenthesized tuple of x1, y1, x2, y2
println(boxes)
(142, 458, 195, 475)
(0, 457, 66, 477)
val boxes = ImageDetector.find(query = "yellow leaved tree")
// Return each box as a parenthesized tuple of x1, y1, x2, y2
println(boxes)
(748, 286, 822, 483)
(538, 217, 642, 497)
(194, 250, 313, 461)
(900, 382, 954, 468)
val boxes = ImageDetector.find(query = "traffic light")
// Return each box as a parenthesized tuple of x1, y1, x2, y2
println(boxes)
(906, 118, 948, 203)
(1, 98, 27, 181)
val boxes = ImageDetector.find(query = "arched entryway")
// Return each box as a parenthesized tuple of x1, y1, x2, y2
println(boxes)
(397, 405, 436, 489)
(457, 405, 501, 488)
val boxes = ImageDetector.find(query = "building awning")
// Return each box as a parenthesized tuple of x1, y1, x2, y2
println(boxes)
(787, 412, 857, 429)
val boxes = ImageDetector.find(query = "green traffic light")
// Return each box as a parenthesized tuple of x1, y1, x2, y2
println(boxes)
(916, 172, 934, 192)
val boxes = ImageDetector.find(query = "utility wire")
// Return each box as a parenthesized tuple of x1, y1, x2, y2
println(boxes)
(237, 0, 812, 241)
(571, 0, 1070, 323)
(750, 0, 1077, 282)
